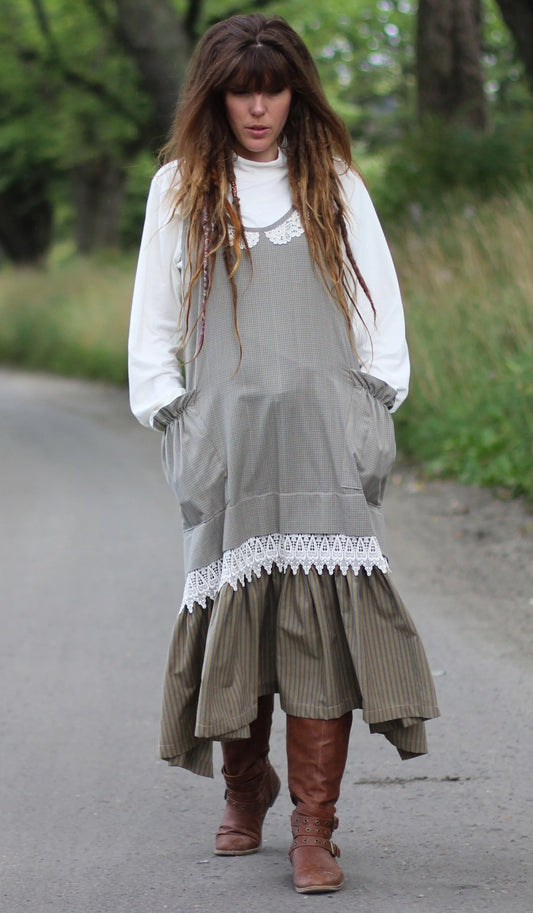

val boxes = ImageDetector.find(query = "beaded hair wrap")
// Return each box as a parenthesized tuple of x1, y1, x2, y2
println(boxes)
(195, 195, 210, 354)
(196, 182, 240, 354)
(230, 179, 239, 206)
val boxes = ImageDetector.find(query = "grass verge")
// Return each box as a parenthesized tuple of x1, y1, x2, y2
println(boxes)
(0, 252, 134, 384)
(393, 183, 533, 500)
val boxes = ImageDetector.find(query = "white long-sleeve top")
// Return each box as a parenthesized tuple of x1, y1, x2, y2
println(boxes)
(128, 151, 409, 428)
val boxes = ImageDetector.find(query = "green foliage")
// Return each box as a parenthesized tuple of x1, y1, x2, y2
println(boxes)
(0, 6, 58, 188)
(263, 0, 418, 145)
(393, 182, 533, 500)
(396, 351, 533, 498)
(0, 255, 133, 383)
(483, 0, 532, 115)
(0, 0, 147, 171)
(1, 0, 532, 257)
(0, 0, 149, 241)
(120, 151, 159, 248)
(373, 115, 533, 223)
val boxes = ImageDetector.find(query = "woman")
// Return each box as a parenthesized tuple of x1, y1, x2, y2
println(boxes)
(128, 13, 439, 894)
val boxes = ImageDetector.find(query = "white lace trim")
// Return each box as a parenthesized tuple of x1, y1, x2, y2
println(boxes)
(265, 210, 305, 245)
(237, 229, 260, 248)
(180, 534, 389, 613)
(228, 210, 304, 250)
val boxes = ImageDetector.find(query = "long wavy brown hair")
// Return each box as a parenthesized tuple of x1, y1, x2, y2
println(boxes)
(160, 13, 374, 359)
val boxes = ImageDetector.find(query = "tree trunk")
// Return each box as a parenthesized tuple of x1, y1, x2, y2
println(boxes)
(114, 0, 194, 149)
(0, 176, 53, 264)
(417, 0, 487, 129)
(494, 0, 533, 93)
(73, 158, 126, 253)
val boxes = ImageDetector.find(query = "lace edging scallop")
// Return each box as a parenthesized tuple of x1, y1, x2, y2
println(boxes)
(180, 533, 389, 613)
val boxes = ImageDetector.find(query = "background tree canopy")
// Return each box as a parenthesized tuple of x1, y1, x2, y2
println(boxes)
(0, 0, 532, 261)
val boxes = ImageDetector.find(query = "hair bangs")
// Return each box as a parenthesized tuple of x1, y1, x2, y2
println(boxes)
(224, 44, 292, 94)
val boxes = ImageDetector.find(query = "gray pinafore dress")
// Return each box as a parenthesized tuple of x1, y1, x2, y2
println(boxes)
(157, 207, 439, 777)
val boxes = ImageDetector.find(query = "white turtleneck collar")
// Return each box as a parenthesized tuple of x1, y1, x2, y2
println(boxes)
(234, 148, 288, 171)
(232, 149, 292, 229)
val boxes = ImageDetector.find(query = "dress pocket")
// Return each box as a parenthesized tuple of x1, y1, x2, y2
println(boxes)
(341, 371, 397, 506)
(161, 390, 227, 530)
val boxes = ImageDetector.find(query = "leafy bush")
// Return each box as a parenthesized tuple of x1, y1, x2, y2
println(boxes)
(373, 115, 533, 224)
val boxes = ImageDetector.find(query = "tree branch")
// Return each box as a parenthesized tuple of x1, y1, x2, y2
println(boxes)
(82, 0, 118, 32)
(27, 0, 54, 43)
(184, 0, 205, 40)
(26, 0, 142, 125)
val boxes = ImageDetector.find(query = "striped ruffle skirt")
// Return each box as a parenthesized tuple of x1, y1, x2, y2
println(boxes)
(160, 567, 440, 777)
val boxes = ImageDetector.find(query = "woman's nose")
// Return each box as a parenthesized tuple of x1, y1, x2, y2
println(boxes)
(250, 93, 266, 115)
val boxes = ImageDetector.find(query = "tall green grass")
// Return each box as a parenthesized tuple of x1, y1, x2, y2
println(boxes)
(393, 183, 533, 499)
(0, 186, 532, 498)
(0, 253, 134, 384)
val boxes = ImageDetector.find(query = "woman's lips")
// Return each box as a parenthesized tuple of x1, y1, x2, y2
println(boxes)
(247, 126, 269, 135)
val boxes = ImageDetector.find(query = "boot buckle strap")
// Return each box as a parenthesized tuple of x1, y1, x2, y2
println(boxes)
(291, 812, 338, 831)
(289, 834, 341, 859)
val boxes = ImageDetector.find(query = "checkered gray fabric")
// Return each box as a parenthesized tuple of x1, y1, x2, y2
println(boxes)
(159, 210, 398, 581)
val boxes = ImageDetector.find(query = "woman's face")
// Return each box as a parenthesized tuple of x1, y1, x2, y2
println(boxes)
(224, 87, 292, 162)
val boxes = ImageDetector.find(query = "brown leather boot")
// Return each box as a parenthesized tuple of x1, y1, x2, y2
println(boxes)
(286, 713, 352, 893)
(215, 695, 281, 855)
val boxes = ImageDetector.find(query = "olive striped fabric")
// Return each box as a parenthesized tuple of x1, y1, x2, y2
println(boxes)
(160, 567, 439, 778)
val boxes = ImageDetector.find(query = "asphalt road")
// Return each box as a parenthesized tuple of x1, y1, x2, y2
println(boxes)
(1, 370, 532, 913)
